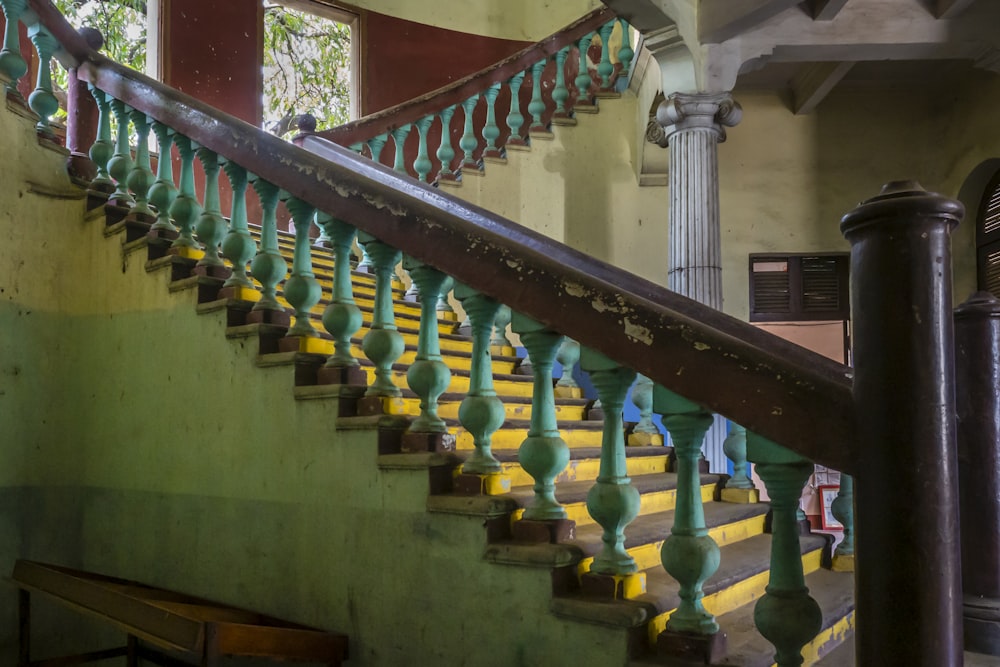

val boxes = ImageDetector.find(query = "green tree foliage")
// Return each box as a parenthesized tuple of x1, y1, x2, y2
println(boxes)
(50, 1, 351, 133)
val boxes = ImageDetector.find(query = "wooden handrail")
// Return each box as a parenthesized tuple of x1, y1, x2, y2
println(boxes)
(30, 0, 857, 472)
(313, 7, 617, 146)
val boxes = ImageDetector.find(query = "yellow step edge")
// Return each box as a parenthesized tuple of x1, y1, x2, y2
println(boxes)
(345, 335, 479, 358)
(388, 396, 585, 421)
(455, 427, 603, 451)
(501, 453, 671, 488)
(361, 367, 534, 397)
(790, 609, 854, 667)
(647, 548, 824, 645)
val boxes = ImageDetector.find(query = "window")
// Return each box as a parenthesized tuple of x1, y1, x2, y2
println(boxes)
(977, 171, 1000, 298)
(749, 253, 850, 322)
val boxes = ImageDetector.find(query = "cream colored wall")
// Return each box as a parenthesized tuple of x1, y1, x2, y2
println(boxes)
(350, 0, 601, 41)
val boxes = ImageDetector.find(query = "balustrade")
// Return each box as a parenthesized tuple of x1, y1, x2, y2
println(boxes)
(219, 161, 256, 298)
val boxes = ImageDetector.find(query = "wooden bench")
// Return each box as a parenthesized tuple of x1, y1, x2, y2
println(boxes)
(12, 560, 348, 666)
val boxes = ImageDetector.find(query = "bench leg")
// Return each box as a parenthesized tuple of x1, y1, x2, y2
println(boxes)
(18, 589, 30, 667)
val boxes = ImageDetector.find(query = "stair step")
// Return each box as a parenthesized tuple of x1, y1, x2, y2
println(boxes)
(815, 640, 1000, 666)
(493, 446, 671, 487)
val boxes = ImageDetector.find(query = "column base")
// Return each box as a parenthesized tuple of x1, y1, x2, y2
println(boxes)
(580, 571, 646, 600)
(454, 472, 511, 496)
(657, 628, 727, 664)
(720, 487, 759, 504)
(511, 518, 575, 544)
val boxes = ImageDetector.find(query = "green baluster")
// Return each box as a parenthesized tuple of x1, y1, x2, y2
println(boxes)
(527, 59, 547, 135)
(831, 474, 854, 571)
(435, 105, 457, 182)
(555, 338, 580, 395)
(147, 121, 177, 234)
(87, 84, 114, 196)
(402, 258, 452, 437)
(125, 109, 155, 222)
(26, 22, 58, 137)
(597, 20, 615, 90)
(454, 285, 505, 479)
(722, 423, 759, 503)
(412, 114, 434, 182)
(248, 177, 287, 322)
(0, 0, 28, 99)
(313, 211, 332, 248)
(511, 313, 569, 521)
(390, 123, 411, 175)
(437, 276, 454, 318)
(574, 32, 595, 105)
(168, 135, 201, 254)
(459, 93, 480, 172)
(492, 304, 512, 349)
(747, 432, 822, 667)
(552, 46, 573, 124)
(282, 196, 321, 339)
(581, 348, 640, 576)
(359, 234, 404, 397)
(505, 71, 527, 149)
(481, 82, 503, 161)
(221, 161, 256, 294)
(318, 215, 363, 378)
(366, 132, 388, 164)
(653, 386, 722, 644)
(194, 148, 226, 270)
(106, 97, 134, 208)
(617, 18, 634, 78)
(322, 216, 364, 376)
(628, 374, 662, 446)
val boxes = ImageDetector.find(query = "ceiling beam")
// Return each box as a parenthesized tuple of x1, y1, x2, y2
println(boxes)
(699, 0, 803, 43)
(802, 0, 851, 20)
(791, 61, 854, 114)
(935, 0, 978, 19)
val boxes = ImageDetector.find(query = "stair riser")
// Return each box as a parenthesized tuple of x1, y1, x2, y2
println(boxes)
(501, 454, 670, 488)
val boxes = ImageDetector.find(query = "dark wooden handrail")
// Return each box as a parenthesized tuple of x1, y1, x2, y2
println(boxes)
(313, 7, 617, 146)
(30, 0, 857, 473)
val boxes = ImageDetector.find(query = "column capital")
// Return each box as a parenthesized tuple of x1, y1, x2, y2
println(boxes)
(656, 92, 742, 144)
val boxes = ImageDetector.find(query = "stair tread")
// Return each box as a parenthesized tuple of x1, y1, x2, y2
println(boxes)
(569, 501, 770, 560)
(503, 472, 717, 506)
(491, 446, 670, 462)
(815, 640, 1000, 666)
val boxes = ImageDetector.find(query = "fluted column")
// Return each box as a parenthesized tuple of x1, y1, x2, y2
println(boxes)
(657, 91, 741, 473)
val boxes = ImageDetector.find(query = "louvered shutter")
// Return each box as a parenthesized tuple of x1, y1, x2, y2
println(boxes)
(978, 172, 1000, 298)
(750, 254, 850, 322)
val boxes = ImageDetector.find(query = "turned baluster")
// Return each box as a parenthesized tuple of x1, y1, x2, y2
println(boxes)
(505, 71, 527, 149)
(616, 18, 634, 78)
(194, 148, 227, 272)
(653, 386, 724, 661)
(359, 234, 404, 397)
(830, 474, 854, 571)
(527, 59, 548, 136)
(722, 423, 758, 503)
(220, 161, 256, 296)
(26, 21, 58, 137)
(106, 97, 134, 209)
(454, 285, 505, 483)
(390, 124, 412, 175)
(747, 432, 822, 667)
(551, 46, 573, 124)
(459, 94, 481, 173)
(316, 215, 363, 383)
(574, 32, 595, 107)
(247, 177, 287, 324)
(401, 258, 453, 451)
(124, 109, 155, 223)
(281, 196, 321, 339)
(628, 374, 661, 446)
(481, 82, 503, 161)
(0, 0, 28, 99)
(492, 304, 513, 349)
(413, 114, 434, 182)
(555, 338, 580, 394)
(436, 276, 454, 318)
(366, 132, 388, 164)
(596, 20, 615, 90)
(167, 135, 201, 254)
(580, 348, 640, 579)
(313, 210, 332, 248)
(87, 84, 114, 197)
(147, 121, 177, 234)
(511, 314, 569, 528)
(435, 105, 457, 182)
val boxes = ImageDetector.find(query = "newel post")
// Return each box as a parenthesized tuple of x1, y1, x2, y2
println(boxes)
(841, 181, 964, 666)
(955, 291, 1000, 655)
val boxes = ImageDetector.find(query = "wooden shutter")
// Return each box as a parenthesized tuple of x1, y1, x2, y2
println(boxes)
(978, 171, 1000, 298)
(750, 253, 850, 322)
